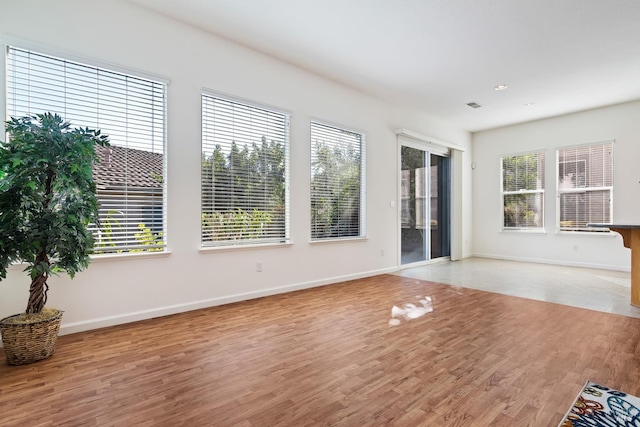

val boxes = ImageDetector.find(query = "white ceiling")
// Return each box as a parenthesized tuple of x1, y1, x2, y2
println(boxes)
(126, 0, 640, 132)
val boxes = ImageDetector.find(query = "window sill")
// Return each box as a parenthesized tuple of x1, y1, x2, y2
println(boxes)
(500, 228, 547, 234)
(309, 236, 369, 244)
(6, 250, 172, 270)
(90, 250, 172, 263)
(555, 230, 616, 236)
(200, 241, 293, 253)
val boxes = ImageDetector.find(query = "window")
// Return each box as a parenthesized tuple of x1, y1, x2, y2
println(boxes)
(201, 94, 289, 247)
(557, 142, 613, 231)
(6, 46, 166, 253)
(310, 121, 366, 240)
(501, 151, 545, 229)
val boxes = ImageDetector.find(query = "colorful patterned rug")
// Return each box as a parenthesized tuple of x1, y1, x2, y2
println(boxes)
(559, 380, 640, 426)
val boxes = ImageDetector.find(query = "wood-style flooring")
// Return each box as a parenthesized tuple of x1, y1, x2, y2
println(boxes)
(1, 274, 640, 426)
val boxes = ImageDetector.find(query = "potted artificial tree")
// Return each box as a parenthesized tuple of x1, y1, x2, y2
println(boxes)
(0, 113, 108, 365)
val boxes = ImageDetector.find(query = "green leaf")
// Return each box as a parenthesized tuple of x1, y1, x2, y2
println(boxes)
(0, 112, 110, 297)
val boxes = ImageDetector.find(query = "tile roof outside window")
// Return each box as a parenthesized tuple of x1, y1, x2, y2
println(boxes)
(93, 145, 163, 190)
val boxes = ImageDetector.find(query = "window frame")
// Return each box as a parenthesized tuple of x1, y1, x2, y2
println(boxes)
(310, 120, 367, 242)
(200, 91, 291, 249)
(500, 150, 546, 231)
(5, 44, 168, 255)
(556, 141, 614, 233)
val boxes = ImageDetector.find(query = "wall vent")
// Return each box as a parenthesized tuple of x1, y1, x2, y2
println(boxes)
(466, 102, 482, 109)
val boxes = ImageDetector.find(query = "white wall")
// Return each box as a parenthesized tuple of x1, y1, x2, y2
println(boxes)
(0, 0, 472, 333)
(472, 100, 640, 270)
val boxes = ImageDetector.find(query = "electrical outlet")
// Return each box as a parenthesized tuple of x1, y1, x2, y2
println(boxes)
(256, 262, 262, 272)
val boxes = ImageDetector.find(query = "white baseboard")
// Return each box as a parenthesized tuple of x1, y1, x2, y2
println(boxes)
(59, 266, 399, 336)
(471, 253, 631, 272)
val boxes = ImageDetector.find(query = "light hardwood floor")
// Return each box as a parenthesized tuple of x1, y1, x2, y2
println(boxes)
(2, 273, 640, 426)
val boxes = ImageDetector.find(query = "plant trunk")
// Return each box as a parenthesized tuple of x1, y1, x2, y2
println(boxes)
(25, 167, 55, 314)
(26, 253, 49, 314)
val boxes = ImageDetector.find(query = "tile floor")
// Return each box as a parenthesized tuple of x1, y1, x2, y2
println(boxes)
(394, 257, 640, 318)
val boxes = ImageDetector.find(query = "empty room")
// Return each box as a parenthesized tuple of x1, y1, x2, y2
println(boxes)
(1, 1, 640, 426)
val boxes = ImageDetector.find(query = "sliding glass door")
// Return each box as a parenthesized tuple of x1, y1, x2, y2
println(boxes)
(429, 154, 450, 259)
(400, 146, 450, 265)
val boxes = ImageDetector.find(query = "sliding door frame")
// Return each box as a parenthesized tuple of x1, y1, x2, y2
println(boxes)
(396, 129, 464, 268)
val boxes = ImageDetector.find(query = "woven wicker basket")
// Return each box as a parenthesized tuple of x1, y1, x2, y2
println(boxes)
(0, 309, 63, 365)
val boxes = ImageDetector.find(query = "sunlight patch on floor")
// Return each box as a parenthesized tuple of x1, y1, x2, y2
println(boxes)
(389, 295, 433, 326)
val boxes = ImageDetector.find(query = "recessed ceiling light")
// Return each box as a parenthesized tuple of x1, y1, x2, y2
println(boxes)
(494, 84, 508, 91)
(524, 103, 536, 107)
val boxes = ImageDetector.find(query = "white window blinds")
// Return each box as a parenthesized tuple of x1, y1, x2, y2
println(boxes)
(557, 142, 613, 231)
(310, 121, 366, 240)
(501, 152, 545, 229)
(7, 46, 166, 253)
(201, 94, 290, 246)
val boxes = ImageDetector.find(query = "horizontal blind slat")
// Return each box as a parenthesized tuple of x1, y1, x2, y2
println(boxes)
(501, 151, 545, 229)
(557, 142, 613, 231)
(201, 94, 289, 247)
(310, 122, 365, 240)
(7, 46, 167, 254)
